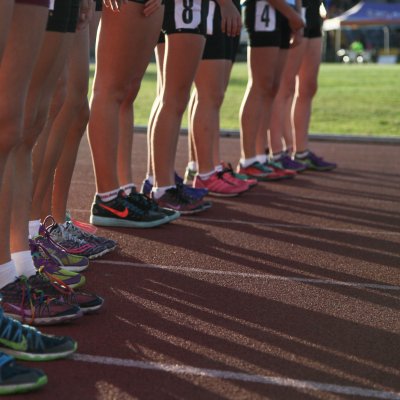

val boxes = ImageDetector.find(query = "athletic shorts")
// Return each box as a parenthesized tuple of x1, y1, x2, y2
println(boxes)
(15, 0, 49, 6)
(95, 0, 102, 12)
(95, 0, 150, 12)
(243, 0, 292, 49)
(158, 31, 166, 44)
(302, 0, 322, 38)
(202, 0, 240, 61)
(46, 0, 80, 33)
(163, 0, 209, 36)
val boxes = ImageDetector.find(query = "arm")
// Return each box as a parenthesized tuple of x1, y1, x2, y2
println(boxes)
(215, 0, 242, 37)
(76, 0, 94, 30)
(143, 0, 163, 17)
(266, 0, 304, 32)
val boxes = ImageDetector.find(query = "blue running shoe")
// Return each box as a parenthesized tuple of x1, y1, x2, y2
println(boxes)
(0, 308, 77, 361)
(174, 173, 208, 198)
(0, 353, 47, 394)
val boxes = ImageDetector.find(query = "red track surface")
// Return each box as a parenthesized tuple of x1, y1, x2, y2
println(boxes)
(21, 134, 400, 400)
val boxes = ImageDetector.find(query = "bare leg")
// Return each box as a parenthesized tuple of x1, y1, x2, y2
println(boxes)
(46, 28, 91, 221)
(88, 3, 163, 193)
(145, 42, 165, 179)
(239, 46, 280, 160)
(151, 33, 205, 187)
(293, 37, 321, 152)
(0, 3, 47, 263)
(192, 59, 231, 173)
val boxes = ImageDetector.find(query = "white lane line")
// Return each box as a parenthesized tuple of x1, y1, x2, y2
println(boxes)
(94, 260, 400, 291)
(72, 353, 400, 399)
(69, 209, 400, 236)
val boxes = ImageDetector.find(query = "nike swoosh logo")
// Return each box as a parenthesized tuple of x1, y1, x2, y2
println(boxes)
(98, 203, 129, 218)
(0, 335, 28, 352)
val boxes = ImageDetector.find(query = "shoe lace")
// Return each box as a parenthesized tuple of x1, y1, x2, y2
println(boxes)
(33, 268, 77, 304)
(59, 225, 94, 248)
(7, 277, 54, 325)
(65, 211, 97, 234)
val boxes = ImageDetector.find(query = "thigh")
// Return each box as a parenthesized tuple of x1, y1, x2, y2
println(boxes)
(95, 1, 163, 92)
(162, 33, 205, 100)
(0, 1, 14, 60)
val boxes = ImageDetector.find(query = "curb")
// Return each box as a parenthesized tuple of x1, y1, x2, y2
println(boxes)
(135, 126, 400, 145)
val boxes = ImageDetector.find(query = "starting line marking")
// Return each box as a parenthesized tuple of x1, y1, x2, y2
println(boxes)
(72, 353, 400, 399)
(94, 260, 400, 291)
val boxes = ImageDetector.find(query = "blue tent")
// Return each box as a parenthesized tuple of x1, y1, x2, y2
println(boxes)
(323, 1, 400, 30)
(323, 1, 400, 53)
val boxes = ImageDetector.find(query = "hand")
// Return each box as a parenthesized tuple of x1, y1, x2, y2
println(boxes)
(216, 0, 242, 37)
(76, 0, 94, 30)
(103, 0, 128, 12)
(288, 12, 304, 32)
(143, 0, 162, 17)
(289, 28, 303, 48)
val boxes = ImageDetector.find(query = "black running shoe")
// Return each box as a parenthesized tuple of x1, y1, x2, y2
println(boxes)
(128, 189, 181, 222)
(90, 190, 169, 228)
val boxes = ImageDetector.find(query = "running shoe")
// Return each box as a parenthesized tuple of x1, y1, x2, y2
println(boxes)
(265, 159, 297, 179)
(142, 177, 208, 201)
(273, 152, 307, 172)
(0, 353, 47, 395)
(183, 167, 197, 184)
(174, 173, 208, 198)
(294, 151, 337, 171)
(153, 185, 211, 215)
(33, 234, 89, 272)
(128, 189, 180, 223)
(27, 273, 104, 314)
(236, 162, 283, 181)
(0, 278, 82, 326)
(30, 240, 85, 289)
(41, 216, 106, 260)
(193, 171, 248, 197)
(0, 308, 77, 361)
(91, 190, 169, 228)
(61, 221, 116, 256)
(220, 162, 258, 188)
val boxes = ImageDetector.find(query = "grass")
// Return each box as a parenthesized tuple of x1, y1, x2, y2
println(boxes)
(89, 62, 400, 137)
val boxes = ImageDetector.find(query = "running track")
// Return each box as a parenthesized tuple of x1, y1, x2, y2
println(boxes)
(23, 134, 400, 400)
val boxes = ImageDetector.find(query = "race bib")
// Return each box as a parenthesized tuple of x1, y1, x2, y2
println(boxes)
(255, 0, 276, 32)
(174, 0, 202, 30)
(206, 1, 216, 35)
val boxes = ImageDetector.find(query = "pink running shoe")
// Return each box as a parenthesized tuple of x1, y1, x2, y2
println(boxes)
(193, 171, 248, 197)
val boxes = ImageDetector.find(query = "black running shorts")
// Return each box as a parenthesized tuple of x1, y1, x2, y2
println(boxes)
(15, 0, 49, 6)
(302, 0, 322, 38)
(202, 0, 240, 61)
(95, 0, 102, 12)
(46, 0, 80, 33)
(243, 0, 292, 49)
(163, 0, 209, 36)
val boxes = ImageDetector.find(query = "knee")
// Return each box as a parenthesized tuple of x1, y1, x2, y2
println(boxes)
(0, 110, 23, 155)
(299, 81, 318, 99)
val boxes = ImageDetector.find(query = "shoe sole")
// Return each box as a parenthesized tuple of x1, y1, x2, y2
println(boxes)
(4, 310, 83, 326)
(0, 375, 48, 395)
(90, 215, 170, 228)
(80, 297, 105, 314)
(1, 343, 77, 362)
